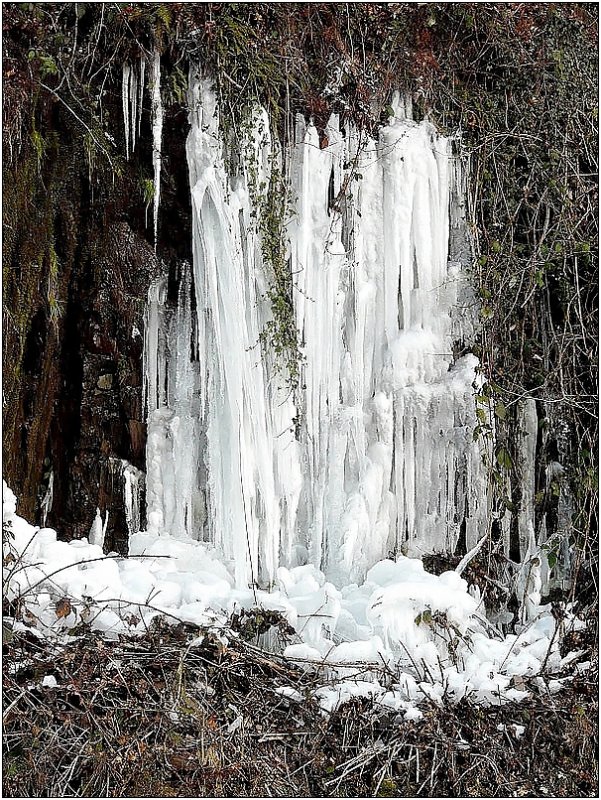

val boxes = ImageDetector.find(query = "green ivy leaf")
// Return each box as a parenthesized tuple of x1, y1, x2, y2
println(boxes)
(496, 446, 512, 470)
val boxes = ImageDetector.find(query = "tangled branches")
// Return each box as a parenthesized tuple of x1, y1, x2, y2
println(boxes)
(422, 4, 598, 587)
(3, 616, 598, 797)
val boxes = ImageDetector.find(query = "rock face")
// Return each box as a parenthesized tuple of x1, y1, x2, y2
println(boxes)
(61, 221, 159, 550)
(2, 57, 191, 552)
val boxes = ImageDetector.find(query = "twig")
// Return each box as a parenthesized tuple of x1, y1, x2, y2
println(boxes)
(39, 81, 115, 169)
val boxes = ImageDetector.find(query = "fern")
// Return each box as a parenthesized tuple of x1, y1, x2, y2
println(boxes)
(155, 4, 172, 31)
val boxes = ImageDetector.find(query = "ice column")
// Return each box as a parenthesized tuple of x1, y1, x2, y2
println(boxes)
(516, 398, 538, 561)
(137, 56, 146, 144)
(122, 461, 145, 537)
(122, 61, 141, 160)
(122, 64, 130, 160)
(144, 265, 205, 540)
(288, 110, 486, 583)
(147, 76, 487, 587)
(40, 469, 53, 528)
(185, 77, 302, 587)
(150, 50, 163, 248)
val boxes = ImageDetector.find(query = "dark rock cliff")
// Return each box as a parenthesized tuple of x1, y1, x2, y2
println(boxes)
(3, 5, 192, 549)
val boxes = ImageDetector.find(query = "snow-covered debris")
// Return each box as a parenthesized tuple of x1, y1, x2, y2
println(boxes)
(3, 480, 587, 718)
(498, 722, 526, 739)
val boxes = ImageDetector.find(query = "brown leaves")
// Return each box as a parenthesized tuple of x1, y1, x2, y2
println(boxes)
(55, 597, 72, 619)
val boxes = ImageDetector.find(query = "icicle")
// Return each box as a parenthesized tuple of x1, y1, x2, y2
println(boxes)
(122, 460, 144, 538)
(150, 50, 163, 249)
(122, 59, 142, 158)
(143, 278, 167, 415)
(89, 508, 105, 549)
(516, 398, 538, 562)
(137, 56, 146, 143)
(129, 63, 137, 154)
(144, 264, 205, 540)
(122, 63, 131, 160)
(40, 469, 53, 528)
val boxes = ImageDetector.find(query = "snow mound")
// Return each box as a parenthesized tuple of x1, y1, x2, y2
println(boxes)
(3, 481, 587, 716)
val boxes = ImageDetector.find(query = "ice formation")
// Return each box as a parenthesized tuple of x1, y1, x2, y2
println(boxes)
(145, 76, 485, 590)
(122, 64, 131, 161)
(122, 57, 145, 161)
(150, 50, 163, 248)
(4, 74, 584, 717)
(88, 508, 108, 549)
(39, 469, 53, 528)
(122, 460, 145, 538)
(145, 267, 205, 544)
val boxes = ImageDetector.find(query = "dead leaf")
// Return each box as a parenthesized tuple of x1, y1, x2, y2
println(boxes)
(512, 675, 527, 690)
(55, 597, 73, 619)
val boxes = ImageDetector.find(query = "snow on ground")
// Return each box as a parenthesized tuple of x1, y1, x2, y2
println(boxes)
(3, 481, 585, 716)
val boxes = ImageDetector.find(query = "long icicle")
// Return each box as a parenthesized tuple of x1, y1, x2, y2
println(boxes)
(137, 55, 146, 143)
(122, 63, 131, 160)
(150, 50, 163, 250)
(130, 63, 137, 154)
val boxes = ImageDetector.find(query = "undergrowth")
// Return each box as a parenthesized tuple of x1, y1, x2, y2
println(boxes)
(3, 616, 598, 798)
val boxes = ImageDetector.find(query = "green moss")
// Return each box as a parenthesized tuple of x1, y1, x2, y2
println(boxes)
(256, 164, 302, 389)
(30, 128, 45, 171)
(234, 112, 302, 389)
(376, 777, 398, 797)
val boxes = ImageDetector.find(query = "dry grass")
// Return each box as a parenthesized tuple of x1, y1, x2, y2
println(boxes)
(3, 612, 598, 798)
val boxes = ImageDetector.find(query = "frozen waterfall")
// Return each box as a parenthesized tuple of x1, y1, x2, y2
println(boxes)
(144, 75, 488, 589)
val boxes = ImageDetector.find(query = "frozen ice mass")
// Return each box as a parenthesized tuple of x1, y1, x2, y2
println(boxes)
(3, 75, 585, 715)
(146, 76, 486, 588)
